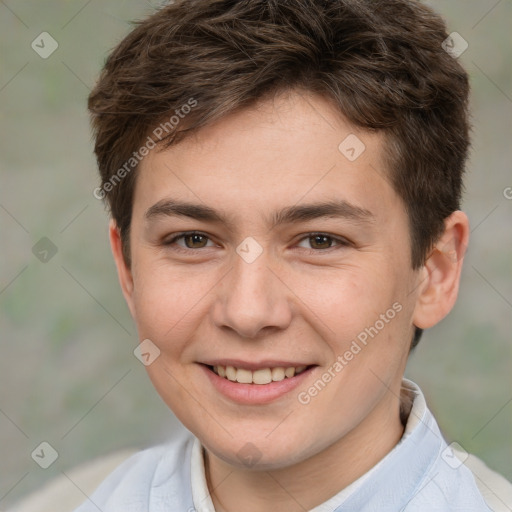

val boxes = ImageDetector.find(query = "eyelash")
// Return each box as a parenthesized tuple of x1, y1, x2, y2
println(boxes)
(163, 231, 351, 255)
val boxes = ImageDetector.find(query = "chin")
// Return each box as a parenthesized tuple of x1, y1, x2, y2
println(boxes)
(201, 429, 316, 471)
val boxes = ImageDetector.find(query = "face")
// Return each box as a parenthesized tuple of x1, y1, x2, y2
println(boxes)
(115, 90, 427, 470)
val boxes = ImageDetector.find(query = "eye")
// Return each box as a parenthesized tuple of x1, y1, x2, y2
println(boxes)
(296, 233, 350, 251)
(164, 231, 216, 251)
(162, 231, 350, 254)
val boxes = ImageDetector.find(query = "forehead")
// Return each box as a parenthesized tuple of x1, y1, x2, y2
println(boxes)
(134, 90, 399, 226)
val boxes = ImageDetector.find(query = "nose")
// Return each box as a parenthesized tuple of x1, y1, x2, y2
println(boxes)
(211, 249, 293, 339)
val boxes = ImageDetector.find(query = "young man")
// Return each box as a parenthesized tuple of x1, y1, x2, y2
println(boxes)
(76, 0, 508, 510)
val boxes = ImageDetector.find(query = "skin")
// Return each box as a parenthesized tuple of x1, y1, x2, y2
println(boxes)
(110, 89, 469, 511)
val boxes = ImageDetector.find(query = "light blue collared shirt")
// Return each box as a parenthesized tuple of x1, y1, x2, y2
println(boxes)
(74, 379, 492, 511)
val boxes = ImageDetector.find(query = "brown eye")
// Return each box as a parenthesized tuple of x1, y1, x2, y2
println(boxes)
(164, 232, 215, 251)
(296, 233, 350, 252)
(309, 234, 333, 249)
(183, 233, 209, 248)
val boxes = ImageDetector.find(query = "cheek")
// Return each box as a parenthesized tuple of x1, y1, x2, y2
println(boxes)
(130, 260, 203, 351)
(298, 263, 399, 331)
(311, 263, 411, 367)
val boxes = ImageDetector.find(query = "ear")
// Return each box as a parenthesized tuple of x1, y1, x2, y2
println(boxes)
(109, 220, 136, 318)
(412, 210, 469, 330)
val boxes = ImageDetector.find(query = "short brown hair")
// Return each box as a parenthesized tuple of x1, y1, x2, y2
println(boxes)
(88, 0, 471, 348)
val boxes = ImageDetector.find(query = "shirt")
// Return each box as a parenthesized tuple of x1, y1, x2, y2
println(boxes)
(74, 379, 492, 511)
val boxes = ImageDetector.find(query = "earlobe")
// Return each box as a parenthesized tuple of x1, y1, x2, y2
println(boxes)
(412, 211, 469, 330)
(109, 220, 136, 318)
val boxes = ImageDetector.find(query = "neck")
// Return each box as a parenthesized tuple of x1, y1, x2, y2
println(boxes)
(204, 393, 406, 512)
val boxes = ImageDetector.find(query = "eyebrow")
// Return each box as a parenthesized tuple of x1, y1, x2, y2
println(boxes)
(144, 198, 375, 230)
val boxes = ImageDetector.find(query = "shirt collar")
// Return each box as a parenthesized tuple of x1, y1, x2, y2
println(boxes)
(190, 378, 440, 512)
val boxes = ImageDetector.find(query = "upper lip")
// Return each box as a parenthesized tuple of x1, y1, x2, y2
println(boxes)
(200, 359, 314, 371)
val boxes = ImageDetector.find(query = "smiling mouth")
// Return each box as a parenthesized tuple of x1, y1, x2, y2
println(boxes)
(207, 364, 312, 385)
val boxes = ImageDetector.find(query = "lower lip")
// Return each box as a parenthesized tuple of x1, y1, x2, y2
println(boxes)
(201, 364, 315, 405)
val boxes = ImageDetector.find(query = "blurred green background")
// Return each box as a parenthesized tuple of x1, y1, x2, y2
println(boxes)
(0, 0, 511, 508)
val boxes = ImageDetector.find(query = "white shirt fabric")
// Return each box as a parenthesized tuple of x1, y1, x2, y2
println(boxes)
(74, 379, 493, 511)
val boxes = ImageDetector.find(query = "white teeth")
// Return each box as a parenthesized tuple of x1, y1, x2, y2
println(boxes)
(236, 368, 253, 384)
(225, 366, 237, 382)
(252, 368, 272, 385)
(212, 364, 308, 384)
(271, 367, 285, 381)
(285, 367, 296, 378)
